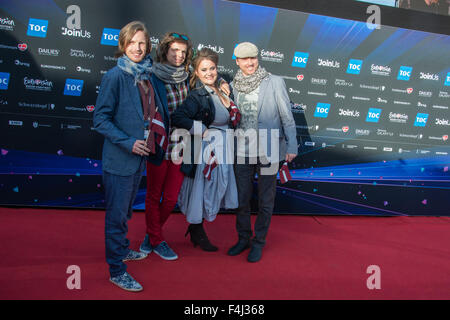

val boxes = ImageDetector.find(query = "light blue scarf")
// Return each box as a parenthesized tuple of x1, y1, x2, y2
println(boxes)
(117, 54, 152, 85)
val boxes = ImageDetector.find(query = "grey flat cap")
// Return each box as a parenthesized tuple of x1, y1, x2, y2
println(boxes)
(234, 42, 258, 58)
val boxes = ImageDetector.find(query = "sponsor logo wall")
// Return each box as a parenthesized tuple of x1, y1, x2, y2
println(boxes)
(0, 0, 448, 215)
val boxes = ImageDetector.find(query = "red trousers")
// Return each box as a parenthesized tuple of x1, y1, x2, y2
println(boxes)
(145, 160, 184, 246)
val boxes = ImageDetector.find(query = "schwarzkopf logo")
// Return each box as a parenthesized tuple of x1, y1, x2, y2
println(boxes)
(261, 49, 284, 63)
(61, 27, 91, 38)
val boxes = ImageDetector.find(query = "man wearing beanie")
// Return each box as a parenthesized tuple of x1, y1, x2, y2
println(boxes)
(228, 42, 298, 262)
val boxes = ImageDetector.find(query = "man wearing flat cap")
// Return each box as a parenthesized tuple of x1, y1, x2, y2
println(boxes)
(228, 41, 298, 262)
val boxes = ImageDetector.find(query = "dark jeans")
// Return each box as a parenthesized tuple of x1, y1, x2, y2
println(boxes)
(234, 160, 278, 248)
(103, 163, 144, 278)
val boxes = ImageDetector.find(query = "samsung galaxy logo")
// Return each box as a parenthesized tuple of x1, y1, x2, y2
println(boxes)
(70, 49, 94, 59)
(335, 79, 353, 87)
(438, 91, 450, 98)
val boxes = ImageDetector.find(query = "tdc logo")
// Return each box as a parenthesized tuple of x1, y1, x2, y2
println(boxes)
(366, 108, 382, 123)
(101, 28, 120, 46)
(346, 59, 363, 75)
(397, 66, 413, 81)
(445, 72, 450, 86)
(64, 79, 84, 96)
(414, 113, 429, 127)
(0, 72, 10, 90)
(291, 52, 309, 68)
(314, 103, 330, 118)
(27, 18, 48, 38)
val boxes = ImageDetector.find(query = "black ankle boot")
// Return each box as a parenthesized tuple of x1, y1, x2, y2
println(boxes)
(185, 222, 218, 252)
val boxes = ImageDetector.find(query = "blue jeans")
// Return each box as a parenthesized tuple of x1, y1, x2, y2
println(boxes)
(103, 163, 144, 278)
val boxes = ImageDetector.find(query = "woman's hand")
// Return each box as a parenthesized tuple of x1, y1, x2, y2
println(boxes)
(219, 80, 231, 96)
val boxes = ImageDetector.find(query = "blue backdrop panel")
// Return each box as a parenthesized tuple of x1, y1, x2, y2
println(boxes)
(0, 0, 449, 215)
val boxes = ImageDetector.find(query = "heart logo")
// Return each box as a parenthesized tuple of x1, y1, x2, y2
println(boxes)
(342, 126, 349, 132)
(18, 43, 27, 51)
(86, 105, 95, 112)
(297, 74, 304, 81)
(407, 88, 413, 94)
(443, 135, 448, 141)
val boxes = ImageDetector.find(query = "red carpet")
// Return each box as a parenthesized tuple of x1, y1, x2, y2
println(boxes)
(0, 207, 449, 300)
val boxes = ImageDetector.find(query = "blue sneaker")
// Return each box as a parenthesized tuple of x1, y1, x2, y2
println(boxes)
(123, 249, 147, 262)
(139, 234, 152, 254)
(153, 241, 178, 261)
(109, 272, 143, 292)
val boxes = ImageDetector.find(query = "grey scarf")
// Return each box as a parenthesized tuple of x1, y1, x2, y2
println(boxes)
(232, 66, 269, 94)
(152, 62, 189, 84)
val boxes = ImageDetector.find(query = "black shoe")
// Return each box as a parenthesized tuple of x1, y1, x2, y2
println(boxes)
(247, 246, 262, 263)
(227, 239, 250, 256)
(185, 223, 218, 252)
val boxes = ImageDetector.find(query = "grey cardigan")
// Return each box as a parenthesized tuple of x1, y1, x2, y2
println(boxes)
(232, 73, 298, 162)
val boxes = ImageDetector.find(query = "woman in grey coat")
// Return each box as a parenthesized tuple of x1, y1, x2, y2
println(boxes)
(171, 48, 240, 251)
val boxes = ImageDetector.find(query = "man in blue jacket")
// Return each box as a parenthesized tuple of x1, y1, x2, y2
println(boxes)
(94, 21, 165, 292)
(228, 42, 298, 263)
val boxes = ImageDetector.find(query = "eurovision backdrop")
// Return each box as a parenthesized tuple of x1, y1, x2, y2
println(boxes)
(0, 0, 449, 215)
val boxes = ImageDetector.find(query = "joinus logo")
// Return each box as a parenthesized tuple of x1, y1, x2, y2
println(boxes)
(101, 28, 120, 46)
(27, 18, 48, 38)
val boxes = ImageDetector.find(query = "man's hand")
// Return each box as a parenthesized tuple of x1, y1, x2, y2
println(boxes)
(132, 140, 150, 156)
(285, 153, 297, 163)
